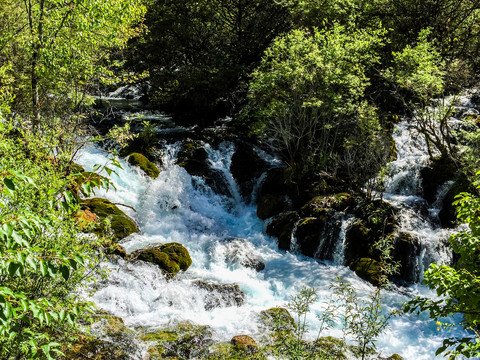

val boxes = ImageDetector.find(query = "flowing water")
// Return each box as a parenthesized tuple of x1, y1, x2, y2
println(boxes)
(75, 89, 479, 359)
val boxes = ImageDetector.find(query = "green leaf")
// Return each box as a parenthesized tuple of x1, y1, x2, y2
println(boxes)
(3, 178, 15, 194)
(59, 265, 70, 281)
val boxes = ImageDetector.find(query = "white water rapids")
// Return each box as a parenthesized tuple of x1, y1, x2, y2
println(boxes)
(75, 133, 467, 359)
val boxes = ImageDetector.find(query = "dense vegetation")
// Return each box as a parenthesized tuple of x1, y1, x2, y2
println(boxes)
(1, 0, 480, 358)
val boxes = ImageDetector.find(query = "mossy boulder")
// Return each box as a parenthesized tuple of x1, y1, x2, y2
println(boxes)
(81, 198, 139, 240)
(387, 354, 404, 360)
(193, 280, 245, 310)
(231, 335, 258, 354)
(259, 307, 295, 331)
(313, 336, 347, 360)
(128, 152, 160, 178)
(176, 140, 209, 175)
(350, 258, 382, 286)
(421, 155, 457, 204)
(294, 217, 327, 258)
(266, 211, 300, 251)
(257, 194, 289, 220)
(131, 243, 192, 278)
(300, 193, 355, 218)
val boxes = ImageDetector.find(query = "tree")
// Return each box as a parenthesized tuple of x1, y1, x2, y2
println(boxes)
(405, 173, 480, 358)
(127, 0, 293, 122)
(0, 0, 145, 129)
(246, 23, 390, 184)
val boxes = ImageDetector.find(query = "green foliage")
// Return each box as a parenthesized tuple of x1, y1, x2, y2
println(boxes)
(331, 278, 396, 360)
(0, 122, 104, 359)
(247, 23, 389, 183)
(0, 0, 146, 127)
(405, 173, 480, 358)
(127, 0, 293, 121)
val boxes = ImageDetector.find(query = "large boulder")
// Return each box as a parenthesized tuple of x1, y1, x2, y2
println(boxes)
(231, 335, 258, 354)
(128, 152, 160, 178)
(266, 211, 300, 251)
(81, 198, 139, 240)
(350, 258, 382, 286)
(439, 173, 471, 228)
(193, 280, 245, 310)
(300, 193, 355, 218)
(177, 140, 232, 196)
(131, 243, 192, 278)
(259, 307, 295, 331)
(61, 335, 130, 360)
(392, 232, 421, 283)
(421, 155, 457, 204)
(230, 142, 269, 200)
(257, 194, 289, 220)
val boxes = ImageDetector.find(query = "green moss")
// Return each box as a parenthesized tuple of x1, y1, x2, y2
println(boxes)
(314, 336, 347, 360)
(301, 193, 354, 217)
(128, 152, 160, 178)
(350, 258, 382, 286)
(132, 243, 192, 278)
(259, 307, 295, 330)
(81, 198, 139, 240)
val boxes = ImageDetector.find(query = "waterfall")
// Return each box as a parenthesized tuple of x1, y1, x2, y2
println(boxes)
(76, 135, 467, 359)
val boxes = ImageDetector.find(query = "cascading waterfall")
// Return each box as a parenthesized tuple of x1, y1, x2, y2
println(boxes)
(76, 130, 467, 359)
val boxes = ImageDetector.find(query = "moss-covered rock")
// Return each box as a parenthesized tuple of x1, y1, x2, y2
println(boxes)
(266, 211, 300, 251)
(387, 354, 404, 360)
(259, 307, 295, 331)
(257, 194, 289, 220)
(231, 335, 258, 354)
(81, 198, 139, 240)
(128, 152, 160, 178)
(131, 243, 192, 278)
(294, 217, 328, 258)
(300, 193, 355, 218)
(313, 336, 347, 360)
(350, 258, 382, 286)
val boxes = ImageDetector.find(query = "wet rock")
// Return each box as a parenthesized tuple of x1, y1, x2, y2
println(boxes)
(222, 238, 265, 271)
(350, 258, 382, 286)
(439, 173, 471, 228)
(392, 232, 421, 283)
(131, 243, 192, 278)
(421, 155, 457, 204)
(128, 152, 160, 178)
(300, 193, 355, 218)
(259, 307, 295, 331)
(266, 211, 300, 251)
(257, 193, 289, 219)
(295, 217, 327, 257)
(231, 335, 258, 354)
(193, 280, 245, 310)
(230, 142, 269, 200)
(81, 198, 139, 240)
(344, 220, 371, 264)
(177, 140, 232, 197)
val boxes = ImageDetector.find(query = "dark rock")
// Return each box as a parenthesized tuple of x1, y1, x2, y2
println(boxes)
(230, 142, 269, 200)
(439, 173, 471, 228)
(222, 238, 265, 271)
(300, 193, 355, 218)
(350, 258, 382, 286)
(231, 335, 258, 354)
(193, 280, 245, 310)
(131, 243, 192, 278)
(344, 220, 371, 265)
(266, 211, 300, 251)
(177, 140, 232, 197)
(259, 167, 294, 197)
(257, 194, 289, 219)
(421, 155, 457, 204)
(128, 153, 160, 178)
(392, 232, 421, 283)
(295, 217, 327, 257)
(81, 198, 139, 240)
